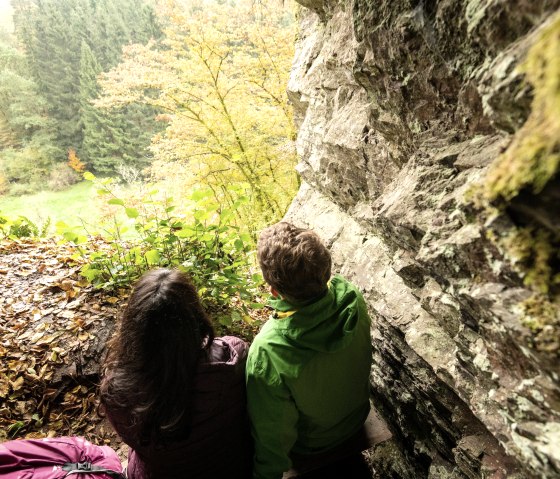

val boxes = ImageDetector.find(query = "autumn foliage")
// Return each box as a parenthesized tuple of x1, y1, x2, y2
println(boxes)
(67, 148, 86, 173)
(95, 0, 299, 230)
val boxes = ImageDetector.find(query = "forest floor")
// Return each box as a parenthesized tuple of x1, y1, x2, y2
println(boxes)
(0, 237, 265, 456)
(0, 237, 124, 450)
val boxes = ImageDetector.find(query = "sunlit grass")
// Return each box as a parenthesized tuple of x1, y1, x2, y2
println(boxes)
(0, 181, 99, 230)
(0, 181, 149, 238)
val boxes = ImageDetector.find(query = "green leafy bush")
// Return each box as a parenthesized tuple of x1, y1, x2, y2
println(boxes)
(0, 214, 50, 239)
(59, 173, 262, 311)
(0, 141, 60, 195)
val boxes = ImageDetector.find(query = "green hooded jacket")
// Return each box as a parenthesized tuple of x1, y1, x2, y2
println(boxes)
(246, 275, 372, 479)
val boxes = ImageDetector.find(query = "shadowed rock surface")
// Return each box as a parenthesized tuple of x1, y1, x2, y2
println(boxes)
(284, 1, 560, 478)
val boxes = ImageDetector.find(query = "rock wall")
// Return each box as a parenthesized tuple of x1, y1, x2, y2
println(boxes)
(284, 1, 560, 478)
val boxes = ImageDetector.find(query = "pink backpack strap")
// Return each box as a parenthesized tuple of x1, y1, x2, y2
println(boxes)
(61, 461, 125, 478)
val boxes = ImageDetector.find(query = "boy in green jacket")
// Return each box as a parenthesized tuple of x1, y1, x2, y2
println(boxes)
(246, 222, 372, 479)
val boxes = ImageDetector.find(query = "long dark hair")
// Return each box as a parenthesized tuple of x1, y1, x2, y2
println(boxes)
(100, 268, 215, 443)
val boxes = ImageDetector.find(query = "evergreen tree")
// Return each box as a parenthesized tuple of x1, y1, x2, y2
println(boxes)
(79, 40, 106, 169)
(11, 0, 162, 173)
(80, 41, 156, 173)
(0, 37, 60, 192)
(14, 0, 84, 150)
(0, 37, 56, 147)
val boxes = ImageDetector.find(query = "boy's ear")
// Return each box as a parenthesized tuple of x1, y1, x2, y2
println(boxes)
(270, 287, 280, 298)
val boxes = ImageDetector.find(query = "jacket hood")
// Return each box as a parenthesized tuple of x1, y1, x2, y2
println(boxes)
(268, 275, 366, 353)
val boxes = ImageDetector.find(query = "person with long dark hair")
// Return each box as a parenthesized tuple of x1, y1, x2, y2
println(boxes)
(99, 268, 252, 479)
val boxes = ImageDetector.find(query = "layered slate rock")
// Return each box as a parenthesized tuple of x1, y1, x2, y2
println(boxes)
(285, 1, 560, 478)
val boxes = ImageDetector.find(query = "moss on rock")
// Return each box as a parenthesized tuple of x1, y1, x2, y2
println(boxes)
(520, 294, 560, 354)
(500, 227, 560, 295)
(473, 15, 560, 299)
(483, 15, 560, 202)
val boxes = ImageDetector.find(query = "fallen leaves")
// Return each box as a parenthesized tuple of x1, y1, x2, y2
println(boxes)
(0, 238, 127, 448)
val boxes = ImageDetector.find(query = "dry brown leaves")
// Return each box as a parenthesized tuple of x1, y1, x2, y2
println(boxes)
(0, 238, 126, 447)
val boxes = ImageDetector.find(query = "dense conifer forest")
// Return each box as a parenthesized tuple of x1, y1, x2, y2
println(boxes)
(1, 0, 163, 192)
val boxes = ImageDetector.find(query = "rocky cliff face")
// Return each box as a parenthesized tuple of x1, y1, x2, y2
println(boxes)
(285, 1, 560, 478)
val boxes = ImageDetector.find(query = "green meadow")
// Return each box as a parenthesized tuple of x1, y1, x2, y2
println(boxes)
(0, 181, 99, 230)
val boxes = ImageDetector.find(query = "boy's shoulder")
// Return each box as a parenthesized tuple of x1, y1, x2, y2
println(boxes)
(249, 317, 291, 358)
(246, 323, 282, 384)
(329, 274, 362, 296)
(248, 317, 276, 353)
(247, 318, 309, 381)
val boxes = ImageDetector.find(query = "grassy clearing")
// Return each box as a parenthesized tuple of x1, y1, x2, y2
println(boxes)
(0, 181, 99, 231)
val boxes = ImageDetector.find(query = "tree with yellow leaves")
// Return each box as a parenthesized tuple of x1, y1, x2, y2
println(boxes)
(95, 0, 299, 229)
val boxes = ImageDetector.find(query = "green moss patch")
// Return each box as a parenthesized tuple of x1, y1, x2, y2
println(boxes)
(475, 16, 560, 299)
(468, 17, 560, 351)
(483, 15, 560, 202)
(500, 227, 560, 295)
(520, 294, 560, 354)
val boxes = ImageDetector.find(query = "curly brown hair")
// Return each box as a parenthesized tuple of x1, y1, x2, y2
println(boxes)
(257, 222, 332, 303)
(99, 268, 215, 443)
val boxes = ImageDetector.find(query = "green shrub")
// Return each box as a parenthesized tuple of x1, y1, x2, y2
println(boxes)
(59, 173, 263, 312)
(0, 214, 50, 238)
(6, 182, 42, 197)
(0, 173, 8, 195)
(0, 145, 53, 184)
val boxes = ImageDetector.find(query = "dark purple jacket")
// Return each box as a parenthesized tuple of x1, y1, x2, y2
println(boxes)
(104, 336, 252, 479)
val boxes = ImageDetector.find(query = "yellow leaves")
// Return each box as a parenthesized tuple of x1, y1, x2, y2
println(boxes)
(67, 148, 85, 173)
(0, 376, 10, 398)
(94, 0, 299, 229)
(57, 279, 74, 291)
(35, 332, 63, 347)
(94, 41, 172, 110)
(78, 332, 91, 342)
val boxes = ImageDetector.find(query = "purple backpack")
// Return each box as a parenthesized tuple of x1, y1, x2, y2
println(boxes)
(0, 436, 124, 479)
